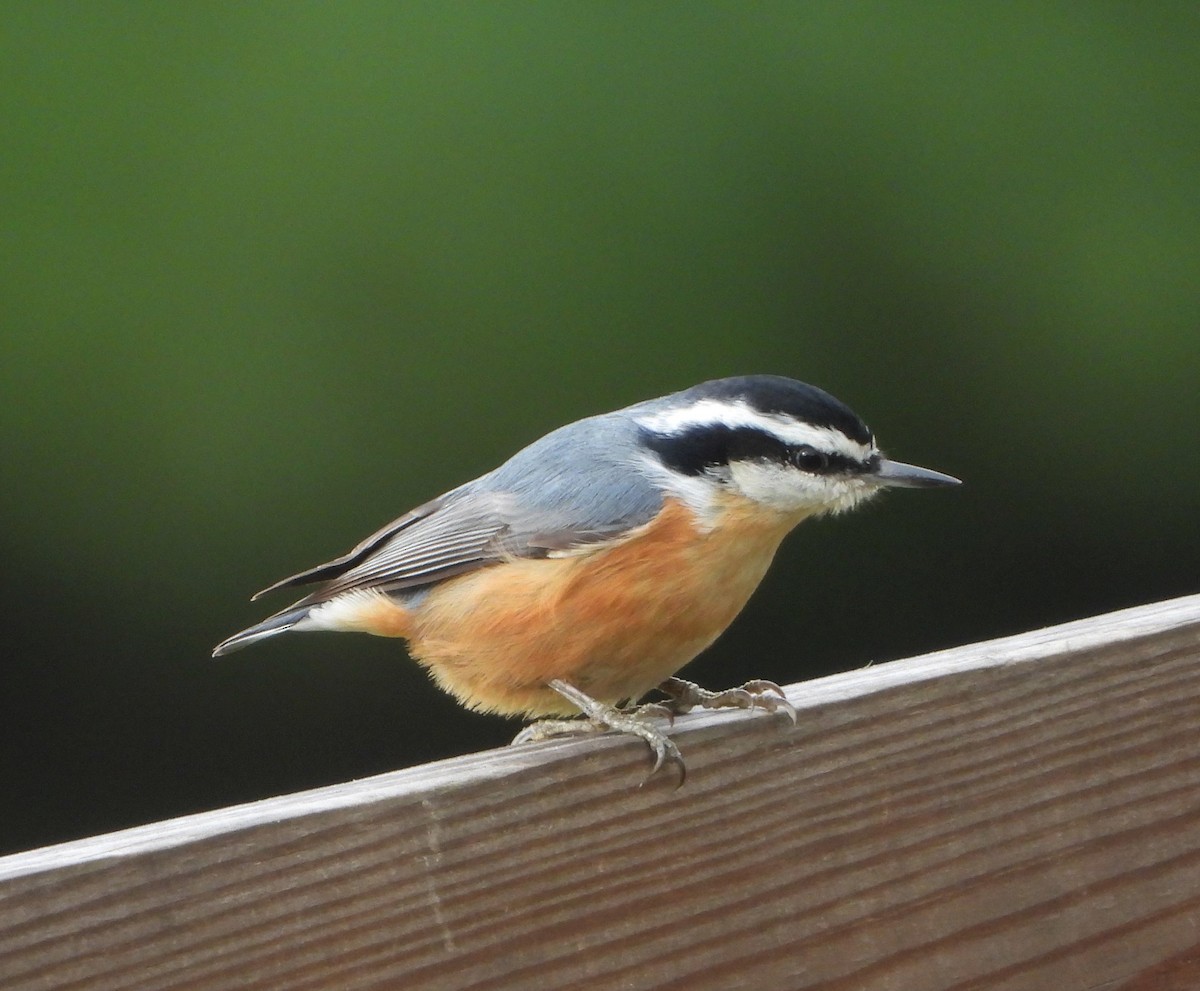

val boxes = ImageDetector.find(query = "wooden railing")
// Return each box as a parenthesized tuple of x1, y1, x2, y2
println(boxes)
(3, 593, 1200, 990)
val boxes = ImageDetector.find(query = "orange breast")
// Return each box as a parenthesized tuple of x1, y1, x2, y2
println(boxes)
(406, 497, 805, 717)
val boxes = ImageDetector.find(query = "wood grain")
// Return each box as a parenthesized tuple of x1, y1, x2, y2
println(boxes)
(3, 593, 1200, 990)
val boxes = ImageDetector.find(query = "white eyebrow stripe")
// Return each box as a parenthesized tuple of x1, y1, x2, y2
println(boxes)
(635, 399, 874, 461)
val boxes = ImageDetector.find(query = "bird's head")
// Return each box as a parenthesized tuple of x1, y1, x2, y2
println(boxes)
(634, 375, 960, 519)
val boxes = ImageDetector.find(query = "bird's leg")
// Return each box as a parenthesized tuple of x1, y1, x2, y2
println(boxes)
(656, 676, 797, 724)
(512, 679, 685, 782)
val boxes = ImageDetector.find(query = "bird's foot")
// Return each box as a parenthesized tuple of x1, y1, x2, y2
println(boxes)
(656, 676, 797, 724)
(512, 679, 685, 784)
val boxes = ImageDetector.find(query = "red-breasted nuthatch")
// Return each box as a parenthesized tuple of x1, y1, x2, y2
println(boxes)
(215, 375, 959, 777)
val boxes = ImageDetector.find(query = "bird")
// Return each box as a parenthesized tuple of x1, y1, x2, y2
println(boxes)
(214, 375, 959, 779)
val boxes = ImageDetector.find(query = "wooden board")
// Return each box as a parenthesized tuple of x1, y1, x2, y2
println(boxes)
(3, 593, 1200, 990)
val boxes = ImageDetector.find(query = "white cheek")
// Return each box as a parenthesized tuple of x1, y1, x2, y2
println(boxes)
(728, 462, 876, 514)
(635, 453, 720, 525)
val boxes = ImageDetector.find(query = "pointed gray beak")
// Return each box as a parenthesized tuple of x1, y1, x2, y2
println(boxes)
(873, 459, 961, 489)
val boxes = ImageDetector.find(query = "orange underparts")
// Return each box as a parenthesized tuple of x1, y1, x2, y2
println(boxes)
(373, 496, 805, 719)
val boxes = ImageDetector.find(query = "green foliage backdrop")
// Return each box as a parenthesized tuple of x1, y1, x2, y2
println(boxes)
(3, 3, 1197, 853)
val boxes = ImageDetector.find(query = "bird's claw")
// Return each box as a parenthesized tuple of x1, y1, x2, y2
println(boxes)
(512, 680, 685, 786)
(657, 676, 797, 725)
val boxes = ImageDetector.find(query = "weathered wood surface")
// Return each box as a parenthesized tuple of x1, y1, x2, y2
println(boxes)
(3, 593, 1200, 990)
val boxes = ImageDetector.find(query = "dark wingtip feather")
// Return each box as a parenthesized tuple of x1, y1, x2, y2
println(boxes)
(249, 496, 450, 601)
(212, 605, 310, 657)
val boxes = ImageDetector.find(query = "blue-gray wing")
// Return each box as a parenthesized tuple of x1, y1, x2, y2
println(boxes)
(253, 413, 663, 602)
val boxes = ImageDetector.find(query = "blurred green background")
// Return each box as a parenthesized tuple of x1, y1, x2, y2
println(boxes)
(3, 3, 1197, 855)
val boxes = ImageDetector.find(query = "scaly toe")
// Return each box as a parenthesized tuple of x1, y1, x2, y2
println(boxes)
(597, 708, 686, 784)
(742, 679, 787, 698)
(720, 688, 757, 710)
(645, 734, 686, 788)
(741, 681, 798, 724)
(511, 718, 602, 746)
(620, 701, 676, 725)
(657, 677, 796, 724)
(516, 680, 689, 784)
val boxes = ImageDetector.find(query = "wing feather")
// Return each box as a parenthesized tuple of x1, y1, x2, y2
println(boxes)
(251, 494, 450, 599)
(258, 489, 651, 608)
(254, 414, 667, 607)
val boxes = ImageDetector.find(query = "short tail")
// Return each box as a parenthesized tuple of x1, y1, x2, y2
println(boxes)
(212, 604, 312, 657)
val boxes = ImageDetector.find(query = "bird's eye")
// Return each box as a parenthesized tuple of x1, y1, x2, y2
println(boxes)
(791, 446, 829, 473)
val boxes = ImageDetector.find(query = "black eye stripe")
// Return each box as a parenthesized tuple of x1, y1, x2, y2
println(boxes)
(640, 425, 783, 476)
(790, 445, 865, 475)
(641, 425, 867, 477)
